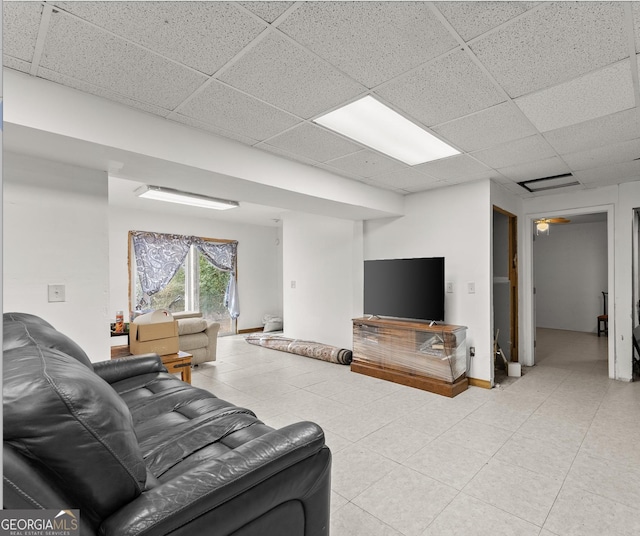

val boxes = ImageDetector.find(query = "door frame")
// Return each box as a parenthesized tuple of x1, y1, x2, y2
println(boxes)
(493, 206, 519, 366)
(522, 204, 614, 373)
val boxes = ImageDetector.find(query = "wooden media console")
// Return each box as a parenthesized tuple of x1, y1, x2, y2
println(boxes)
(351, 317, 468, 397)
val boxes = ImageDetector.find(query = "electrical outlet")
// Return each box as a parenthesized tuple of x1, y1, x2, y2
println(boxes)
(291, 280, 296, 289)
(48, 284, 66, 302)
(446, 281, 453, 293)
(469, 347, 475, 357)
(467, 281, 475, 294)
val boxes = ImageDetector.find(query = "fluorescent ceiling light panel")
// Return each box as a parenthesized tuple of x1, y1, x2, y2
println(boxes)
(313, 96, 460, 165)
(135, 185, 239, 210)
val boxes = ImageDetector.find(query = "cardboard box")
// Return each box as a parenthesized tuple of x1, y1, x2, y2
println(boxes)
(130, 319, 179, 356)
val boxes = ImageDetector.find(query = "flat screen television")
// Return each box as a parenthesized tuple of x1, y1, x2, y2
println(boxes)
(364, 257, 445, 322)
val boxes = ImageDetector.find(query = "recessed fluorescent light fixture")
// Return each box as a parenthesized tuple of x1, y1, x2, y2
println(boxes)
(518, 174, 580, 193)
(135, 185, 239, 210)
(313, 96, 460, 165)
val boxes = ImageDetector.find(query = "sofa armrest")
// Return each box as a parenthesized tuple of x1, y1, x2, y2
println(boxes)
(99, 422, 331, 536)
(93, 354, 165, 384)
(205, 321, 220, 361)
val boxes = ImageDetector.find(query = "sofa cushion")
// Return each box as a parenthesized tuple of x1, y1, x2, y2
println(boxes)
(3, 344, 147, 527)
(178, 317, 208, 335)
(179, 332, 210, 352)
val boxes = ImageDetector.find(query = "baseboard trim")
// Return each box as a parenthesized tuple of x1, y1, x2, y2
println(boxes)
(238, 327, 263, 334)
(468, 377, 492, 389)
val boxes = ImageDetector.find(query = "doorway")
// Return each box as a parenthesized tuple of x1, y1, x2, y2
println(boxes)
(493, 206, 518, 385)
(526, 209, 612, 374)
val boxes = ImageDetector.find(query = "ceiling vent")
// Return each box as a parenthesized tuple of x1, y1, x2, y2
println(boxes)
(518, 173, 580, 193)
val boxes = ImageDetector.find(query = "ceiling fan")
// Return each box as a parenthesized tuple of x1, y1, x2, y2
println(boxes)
(534, 217, 570, 235)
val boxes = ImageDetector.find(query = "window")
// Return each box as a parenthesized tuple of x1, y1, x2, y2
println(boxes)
(129, 231, 238, 336)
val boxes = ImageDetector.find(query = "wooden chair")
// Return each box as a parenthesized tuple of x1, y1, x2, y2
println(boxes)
(597, 291, 608, 337)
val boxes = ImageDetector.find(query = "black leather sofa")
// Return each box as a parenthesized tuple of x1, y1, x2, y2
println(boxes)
(3, 313, 331, 536)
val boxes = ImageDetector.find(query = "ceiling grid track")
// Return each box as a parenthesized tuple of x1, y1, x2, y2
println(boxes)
(29, 2, 54, 77)
(623, 2, 640, 108)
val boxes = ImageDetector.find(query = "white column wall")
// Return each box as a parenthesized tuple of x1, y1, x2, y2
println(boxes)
(364, 180, 493, 383)
(616, 181, 640, 380)
(3, 152, 110, 360)
(282, 212, 363, 350)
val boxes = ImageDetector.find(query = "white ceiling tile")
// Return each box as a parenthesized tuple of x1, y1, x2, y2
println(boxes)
(277, 1, 458, 87)
(442, 170, 495, 185)
(4, 57, 31, 74)
(314, 163, 366, 182)
(238, 2, 295, 23)
(515, 60, 635, 132)
(471, 2, 628, 97)
(3, 1, 42, 62)
(41, 12, 207, 110)
(38, 67, 172, 118)
(416, 154, 490, 180)
(375, 49, 505, 126)
(433, 102, 537, 152)
(326, 150, 407, 178)
(264, 123, 363, 163)
(178, 80, 300, 141)
(435, 1, 540, 41)
(575, 160, 640, 185)
(562, 139, 640, 172)
(401, 183, 445, 194)
(56, 1, 267, 76)
(219, 32, 365, 118)
(497, 156, 571, 182)
(543, 108, 640, 155)
(256, 143, 320, 166)
(472, 135, 556, 168)
(368, 168, 438, 192)
(494, 179, 535, 197)
(582, 175, 640, 189)
(172, 115, 259, 146)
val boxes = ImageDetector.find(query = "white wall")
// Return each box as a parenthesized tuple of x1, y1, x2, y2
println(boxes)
(534, 221, 608, 332)
(282, 212, 363, 349)
(3, 152, 110, 360)
(109, 205, 282, 332)
(364, 180, 493, 383)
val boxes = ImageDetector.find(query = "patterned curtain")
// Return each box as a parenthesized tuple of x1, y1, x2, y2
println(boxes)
(196, 240, 240, 319)
(132, 231, 191, 309)
(131, 231, 239, 317)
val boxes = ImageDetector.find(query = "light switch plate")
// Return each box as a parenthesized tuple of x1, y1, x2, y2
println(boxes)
(48, 284, 66, 302)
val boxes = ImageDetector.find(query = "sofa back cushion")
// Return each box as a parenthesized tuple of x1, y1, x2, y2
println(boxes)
(177, 317, 208, 335)
(3, 324, 147, 527)
(3, 312, 93, 368)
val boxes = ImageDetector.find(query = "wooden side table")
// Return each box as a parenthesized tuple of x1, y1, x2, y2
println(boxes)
(110, 347, 193, 384)
(162, 351, 192, 384)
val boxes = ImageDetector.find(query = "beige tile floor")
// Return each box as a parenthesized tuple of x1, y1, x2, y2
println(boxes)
(191, 328, 639, 536)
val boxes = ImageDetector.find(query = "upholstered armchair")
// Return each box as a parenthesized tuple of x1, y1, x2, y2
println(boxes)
(173, 312, 220, 365)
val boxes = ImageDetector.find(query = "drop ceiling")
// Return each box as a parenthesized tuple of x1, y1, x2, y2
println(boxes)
(4, 1, 640, 201)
